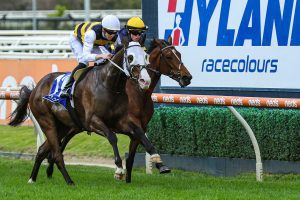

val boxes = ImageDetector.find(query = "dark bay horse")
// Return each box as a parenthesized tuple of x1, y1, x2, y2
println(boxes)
(9, 41, 155, 185)
(46, 36, 192, 182)
(125, 36, 192, 181)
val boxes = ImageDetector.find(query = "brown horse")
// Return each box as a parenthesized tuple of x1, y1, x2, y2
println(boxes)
(8, 41, 157, 185)
(46, 36, 192, 182)
(125, 36, 192, 182)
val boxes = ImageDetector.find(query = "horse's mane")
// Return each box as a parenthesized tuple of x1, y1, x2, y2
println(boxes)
(147, 39, 170, 54)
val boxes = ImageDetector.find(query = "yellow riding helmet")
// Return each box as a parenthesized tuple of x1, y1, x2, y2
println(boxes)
(126, 16, 148, 31)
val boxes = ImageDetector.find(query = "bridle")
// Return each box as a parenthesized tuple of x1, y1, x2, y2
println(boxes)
(146, 41, 184, 80)
(102, 44, 148, 93)
(108, 44, 147, 80)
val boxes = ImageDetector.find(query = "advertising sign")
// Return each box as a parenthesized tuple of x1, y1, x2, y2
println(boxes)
(0, 59, 76, 124)
(158, 0, 300, 89)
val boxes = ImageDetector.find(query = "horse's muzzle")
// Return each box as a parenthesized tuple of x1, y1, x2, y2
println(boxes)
(138, 68, 151, 90)
(179, 75, 192, 87)
(138, 78, 151, 90)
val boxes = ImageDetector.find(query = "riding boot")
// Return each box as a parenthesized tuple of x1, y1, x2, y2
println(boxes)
(60, 62, 87, 98)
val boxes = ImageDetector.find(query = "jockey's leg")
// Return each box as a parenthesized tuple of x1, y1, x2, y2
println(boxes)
(60, 62, 86, 98)
(60, 34, 87, 98)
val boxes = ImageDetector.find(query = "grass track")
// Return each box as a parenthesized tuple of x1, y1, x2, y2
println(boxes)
(0, 125, 130, 158)
(1, 157, 300, 200)
(1, 126, 300, 199)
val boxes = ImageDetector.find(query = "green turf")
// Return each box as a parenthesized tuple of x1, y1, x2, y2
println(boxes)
(0, 157, 299, 200)
(0, 125, 130, 158)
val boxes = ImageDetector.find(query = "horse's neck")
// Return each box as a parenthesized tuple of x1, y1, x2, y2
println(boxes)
(148, 47, 162, 93)
(100, 52, 127, 92)
(148, 71, 161, 93)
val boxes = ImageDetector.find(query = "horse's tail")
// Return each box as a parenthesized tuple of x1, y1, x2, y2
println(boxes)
(8, 86, 32, 126)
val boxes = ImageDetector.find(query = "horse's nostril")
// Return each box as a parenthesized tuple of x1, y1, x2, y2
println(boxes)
(139, 79, 145, 84)
(183, 76, 192, 81)
(138, 78, 150, 90)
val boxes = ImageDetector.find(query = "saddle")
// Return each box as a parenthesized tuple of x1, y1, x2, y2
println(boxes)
(73, 67, 92, 83)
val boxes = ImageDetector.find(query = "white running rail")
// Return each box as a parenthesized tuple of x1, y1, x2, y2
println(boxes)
(0, 9, 141, 20)
(0, 30, 73, 59)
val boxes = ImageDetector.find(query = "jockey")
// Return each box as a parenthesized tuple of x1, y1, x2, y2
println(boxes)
(60, 15, 121, 98)
(114, 16, 148, 51)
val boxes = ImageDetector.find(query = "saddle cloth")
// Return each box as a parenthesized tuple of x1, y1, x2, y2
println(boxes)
(43, 72, 72, 109)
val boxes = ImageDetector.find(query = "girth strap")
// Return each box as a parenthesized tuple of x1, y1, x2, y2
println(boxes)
(66, 99, 85, 131)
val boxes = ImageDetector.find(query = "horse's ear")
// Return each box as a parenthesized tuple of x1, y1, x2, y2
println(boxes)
(168, 35, 173, 45)
(153, 38, 161, 46)
(139, 34, 146, 47)
(121, 35, 130, 48)
(114, 42, 123, 53)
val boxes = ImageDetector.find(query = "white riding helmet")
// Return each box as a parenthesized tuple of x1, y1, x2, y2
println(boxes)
(102, 15, 121, 31)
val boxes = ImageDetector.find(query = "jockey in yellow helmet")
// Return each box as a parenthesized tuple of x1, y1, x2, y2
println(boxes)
(114, 16, 148, 52)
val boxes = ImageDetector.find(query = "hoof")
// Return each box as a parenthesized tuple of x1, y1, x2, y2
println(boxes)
(67, 181, 75, 186)
(126, 179, 131, 183)
(28, 178, 35, 184)
(159, 165, 171, 174)
(46, 169, 53, 179)
(114, 167, 125, 181)
(114, 173, 125, 181)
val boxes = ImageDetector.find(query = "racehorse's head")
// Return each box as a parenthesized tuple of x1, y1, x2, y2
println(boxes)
(124, 41, 151, 90)
(148, 36, 192, 87)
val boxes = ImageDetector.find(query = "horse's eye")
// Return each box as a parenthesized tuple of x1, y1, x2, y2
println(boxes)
(166, 56, 172, 60)
(128, 55, 134, 64)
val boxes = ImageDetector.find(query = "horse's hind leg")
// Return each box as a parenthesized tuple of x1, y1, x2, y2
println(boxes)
(46, 130, 76, 178)
(33, 114, 75, 185)
(125, 139, 139, 183)
(28, 140, 51, 183)
(46, 129, 74, 185)
(46, 152, 54, 178)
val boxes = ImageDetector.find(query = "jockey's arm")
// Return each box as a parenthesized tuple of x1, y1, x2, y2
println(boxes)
(82, 30, 112, 62)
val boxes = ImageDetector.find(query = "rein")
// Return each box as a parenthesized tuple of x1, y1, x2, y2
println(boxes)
(108, 58, 130, 77)
(108, 44, 145, 80)
(101, 44, 147, 93)
(145, 66, 161, 76)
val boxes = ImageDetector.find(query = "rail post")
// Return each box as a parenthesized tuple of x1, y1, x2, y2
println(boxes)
(227, 106, 263, 182)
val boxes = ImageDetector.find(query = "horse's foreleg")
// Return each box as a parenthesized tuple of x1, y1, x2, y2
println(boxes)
(133, 126, 171, 174)
(90, 117, 124, 180)
(125, 139, 139, 183)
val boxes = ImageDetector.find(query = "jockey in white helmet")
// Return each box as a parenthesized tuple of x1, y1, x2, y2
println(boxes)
(61, 15, 121, 98)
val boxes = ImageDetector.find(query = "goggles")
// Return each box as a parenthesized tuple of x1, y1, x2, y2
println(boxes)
(104, 29, 118, 35)
(129, 30, 144, 36)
